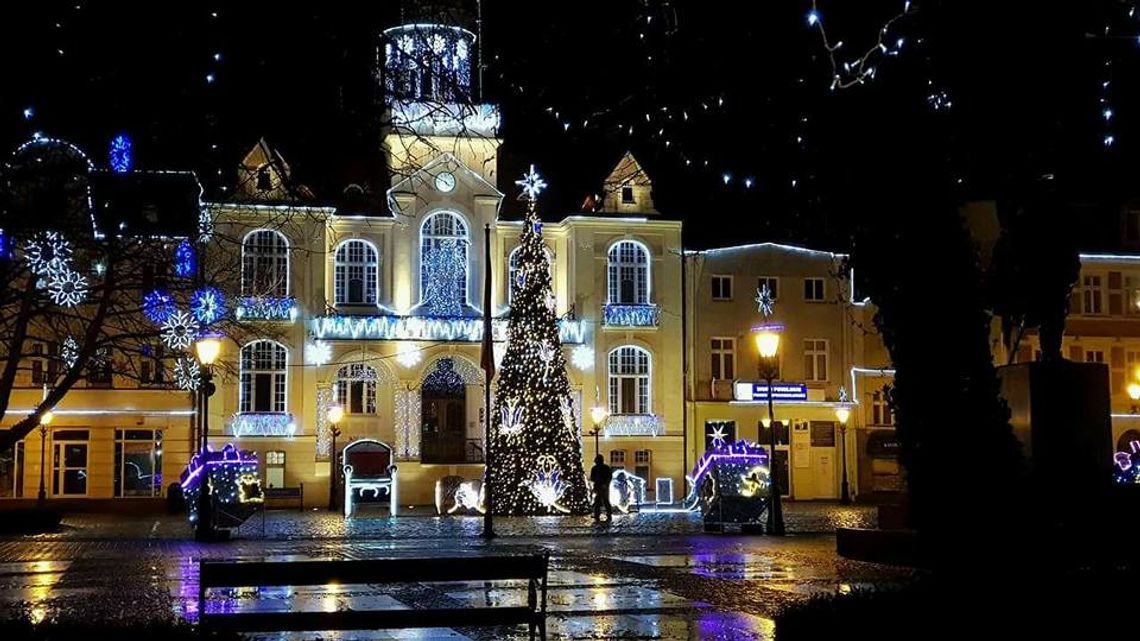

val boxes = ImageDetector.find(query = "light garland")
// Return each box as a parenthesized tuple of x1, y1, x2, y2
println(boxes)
(161, 310, 198, 350)
(602, 303, 660, 328)
(315, 386, 333, 459)
(229, 412, 297, 438)
(422, 239, 465, 317)
(47, 268, 88, 307)
(235, 296, 298, 322)
(174, 357, 201, 391)
(603, 414, 664, 437)
(310, 314, 589, 344)
(805, 1, 917, 90)
(394, 388, 422, 460)
(191, 287, 226, 325)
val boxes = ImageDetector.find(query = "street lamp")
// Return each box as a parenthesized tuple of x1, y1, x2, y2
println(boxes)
(1130, 383, 1140, 413)
(193, 333, 221, 541)
(37, 409, 53, 503)
(835, 406, 851, 505)
(589, 404, 609, 458)
(327, 404, 344, 512)
(753, 325, 785, 536)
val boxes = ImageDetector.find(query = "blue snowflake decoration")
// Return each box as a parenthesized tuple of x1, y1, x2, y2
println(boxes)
(142, 289, 175, 324)
(191, 286, 226, 325)
(0, 228, 9, 261)
(109, 133, 132, 173)
(174, 239, 196, 278)
(532, 219, 543, 235)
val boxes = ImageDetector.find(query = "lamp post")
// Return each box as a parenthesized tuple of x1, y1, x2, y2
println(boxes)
(326, 405, 344, 512)
(589, 404, 609, 459)
(193, 334, 221, 541)
(36, 410, 53, 504)
(835, 406, 851, 505)
(754, 326, 785, 536)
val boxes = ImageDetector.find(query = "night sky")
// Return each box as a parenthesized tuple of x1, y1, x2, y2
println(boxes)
(0, 1, 1131, 249)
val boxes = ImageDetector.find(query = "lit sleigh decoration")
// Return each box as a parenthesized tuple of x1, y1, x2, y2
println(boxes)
(179, 443, 263, 531)
(526, 454, 571, 514)
(1115, 440, 1140, 485)
(679, 440, 772, 527)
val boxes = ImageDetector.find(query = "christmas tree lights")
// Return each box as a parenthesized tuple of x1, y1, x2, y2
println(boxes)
(488, 174, 590, 516)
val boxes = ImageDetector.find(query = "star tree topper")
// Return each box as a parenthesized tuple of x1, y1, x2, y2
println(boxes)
(515, 164, 548, 202)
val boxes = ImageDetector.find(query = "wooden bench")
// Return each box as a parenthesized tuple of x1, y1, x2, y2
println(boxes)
(198, 552, 549, 640)
(262, 483, 304, 511)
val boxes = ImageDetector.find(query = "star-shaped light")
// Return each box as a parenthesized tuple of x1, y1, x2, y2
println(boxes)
(755, 283, 775, 317)
(515, 164, 548, 201)
(709, 424, 729, 449)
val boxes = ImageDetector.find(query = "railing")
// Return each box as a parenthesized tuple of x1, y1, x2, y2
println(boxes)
(602, 303, 660, 328)
(229, 412, 297, 437)
(235, 296, 298, 322)
(602, 414, 664, 437)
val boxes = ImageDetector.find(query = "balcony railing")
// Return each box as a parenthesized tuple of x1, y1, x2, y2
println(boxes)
(602, 303, 660, 328)
(229, 412, 297, 437)
(602, 414, 664, 437)
(235, 296, 298, 322)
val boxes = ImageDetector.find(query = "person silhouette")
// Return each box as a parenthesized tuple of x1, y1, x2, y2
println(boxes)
(589, 455, 614, 522)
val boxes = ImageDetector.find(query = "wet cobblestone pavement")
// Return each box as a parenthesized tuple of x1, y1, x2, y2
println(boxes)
(0, 503, 909, 639)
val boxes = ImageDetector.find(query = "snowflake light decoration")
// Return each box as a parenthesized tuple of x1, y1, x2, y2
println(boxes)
(526, 454, 570, 513)
(24, 231, 73, 277)
(109, 133, 132, 173)
(536, 340, 556, 381)
(47, 268, 88, 307)
(62, 336, 79, 370)
(174, 357, 201, 391)
(174, 239, 196, 278)
(544, 291, 556, 313)
(515, 164, 548, 201)
(571, 345, 594, 370)
(190, 287, 226, 325)
(558, 396, 575, 434)
(755, 283, 775, 317)
(142, 289, 175, 324)
(500, 399, 525, 439)
(709, 424, 729, 449)
(161, 310, 198, 350)
(838, 386, 850, 403)
(396, 344, 422, 368)
(305, 341, 332, 366)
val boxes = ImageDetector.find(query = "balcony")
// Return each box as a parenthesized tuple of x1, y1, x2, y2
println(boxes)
(235, 296, 298, 322)
(602, 303, 660, 328)
(229, 412, 297, 437)
(310, 314, 588, 344)
(602, 414, 664, 437)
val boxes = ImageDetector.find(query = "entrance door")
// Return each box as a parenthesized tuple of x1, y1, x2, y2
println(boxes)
(421, 359, 469, 464)
(808, 421, 838, 499)
(52, 430, 89, 497)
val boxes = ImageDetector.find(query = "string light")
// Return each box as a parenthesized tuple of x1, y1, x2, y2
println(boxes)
(805, 0, 917, 90)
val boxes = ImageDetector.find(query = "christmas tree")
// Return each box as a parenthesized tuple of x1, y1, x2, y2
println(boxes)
(489, 166, 590, 515)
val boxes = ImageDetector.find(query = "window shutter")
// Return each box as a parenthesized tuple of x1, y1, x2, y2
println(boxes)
(1068, 345, 1083, 361)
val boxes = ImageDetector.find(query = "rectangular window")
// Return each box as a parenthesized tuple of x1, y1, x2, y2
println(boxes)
(757, 277, 779, 300)
(1083, 275, 1103, 315)
(52, 430, 89, 497)
(30, 343, 57, 386)
(810, 421, 836, 447)
(872, 390, 893, 426)
(266, 450, 286, 488)
(1085, 350, 1105, 364)
(711, 275, 733, 301)
(621, 186, 635, 204)
(609, 450, 626, 467)
(114, 429, 163, 497)
(87, 349, 112, 387)
(634, 450, 651, 465)
(0, 438, 24, 498)
(804, 278, 825, 302)
(803, 339, 828, 382)
(710, 337, 736, 380)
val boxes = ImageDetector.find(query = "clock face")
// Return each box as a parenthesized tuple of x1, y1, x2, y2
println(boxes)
(435, 172, 456, 193)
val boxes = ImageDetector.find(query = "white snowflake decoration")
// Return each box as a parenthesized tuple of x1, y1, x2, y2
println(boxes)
(755, 283, 775, 317)
(47, 268, 88, 307)
(161, 310, 198, 350)
(24, 231, 73, 277)
(838, 386, 849, 403)
(305, 341, 332, 366)
(174, 357, 201, 391)
(515, 164, 548, 201)
(396, 344, 422, 368)
(559, 396, 575, 434)
(526, 454, 570, 513)
(571, 345, 594, 370)
(500, 399, 525, 439)
(61, 336, 79, 370)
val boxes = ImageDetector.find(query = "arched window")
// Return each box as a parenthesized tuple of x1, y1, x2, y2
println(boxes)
(609, 346, 651, 414)
(240, 340, 288, 413)
(420, 212, 469, 305)
(607, 240, 649, 304)
(508, 244, 555, 305)
(336, 363, 377, 414)
(334, 239, 379, 305)
(241, 229, 289, 297)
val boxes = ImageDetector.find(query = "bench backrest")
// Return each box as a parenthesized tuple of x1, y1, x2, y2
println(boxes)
(200, 554, 547, 589)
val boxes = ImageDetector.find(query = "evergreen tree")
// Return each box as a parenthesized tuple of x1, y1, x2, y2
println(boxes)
(489, 171, 590, 515)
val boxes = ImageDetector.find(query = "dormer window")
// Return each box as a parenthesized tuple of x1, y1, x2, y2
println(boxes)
(257, 167, 272, 191)
(621, 186, 635, 204)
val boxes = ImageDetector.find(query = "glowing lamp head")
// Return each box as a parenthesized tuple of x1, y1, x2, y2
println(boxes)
(590, 405, 609, 427)
(761, 416, 772, 429)
(835, 407, 851, 425)
(194, 334, 222, 366)
(1130, 383, 1140, 402)
(40, 410, 54, 426)
(754, 329, 780, 359)
(326, 405, 345, 425)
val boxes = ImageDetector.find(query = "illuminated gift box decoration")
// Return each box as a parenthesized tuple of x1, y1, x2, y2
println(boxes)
(179, 443, 263, 529)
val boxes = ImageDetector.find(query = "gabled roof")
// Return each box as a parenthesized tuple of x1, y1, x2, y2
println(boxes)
(604, 151, 651, 187)
(386, 152, 504, 217)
